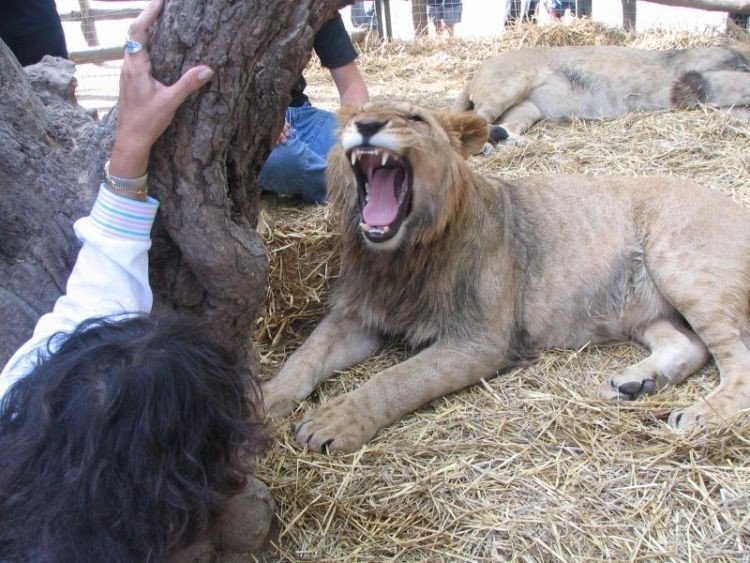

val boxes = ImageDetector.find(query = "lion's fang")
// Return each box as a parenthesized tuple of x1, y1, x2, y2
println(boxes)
(381, 152, 388, 166)
(360, 222, 371, 232)
(351, 151, 358, 166)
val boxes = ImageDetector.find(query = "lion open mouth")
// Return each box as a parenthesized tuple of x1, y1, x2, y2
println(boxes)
(348, 147, 412, 243)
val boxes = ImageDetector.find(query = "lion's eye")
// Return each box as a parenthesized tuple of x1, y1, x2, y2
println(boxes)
(407, 114, 425, 123)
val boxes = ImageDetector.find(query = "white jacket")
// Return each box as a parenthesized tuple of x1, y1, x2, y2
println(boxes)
(0, 185, 159, 399)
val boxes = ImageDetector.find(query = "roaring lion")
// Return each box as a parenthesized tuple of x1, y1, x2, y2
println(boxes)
(262, 102, 750, 453)
(453, 45, 750, 143)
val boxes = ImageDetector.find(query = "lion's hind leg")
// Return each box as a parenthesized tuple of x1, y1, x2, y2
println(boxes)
(597, 318, 709, 401)
(668, 328, 750, 430)
(644, 220, 750, 429)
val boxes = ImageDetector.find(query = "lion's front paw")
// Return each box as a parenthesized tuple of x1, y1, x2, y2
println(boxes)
(293, 394, 376, 453)
(262, 379, 302, 420)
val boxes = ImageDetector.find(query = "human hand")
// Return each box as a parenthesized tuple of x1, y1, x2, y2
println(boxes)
(275, 121, 291, 146)
(109, 0, 215, 178)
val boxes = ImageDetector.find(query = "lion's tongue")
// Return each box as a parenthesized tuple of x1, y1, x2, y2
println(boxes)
(362, 168, 400, 226)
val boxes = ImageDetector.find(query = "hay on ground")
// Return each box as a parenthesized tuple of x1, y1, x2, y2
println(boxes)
(253, 20, 750, 562)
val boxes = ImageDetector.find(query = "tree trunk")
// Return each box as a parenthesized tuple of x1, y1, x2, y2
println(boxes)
(0, 0, 343, 368)
(0, 45, 102, 365)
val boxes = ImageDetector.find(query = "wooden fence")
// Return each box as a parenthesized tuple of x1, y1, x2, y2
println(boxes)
(62, 0, 748, 65)
(61, 0, 144, 64)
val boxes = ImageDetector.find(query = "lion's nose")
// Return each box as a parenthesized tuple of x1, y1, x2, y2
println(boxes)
(356, 120, 388, 140)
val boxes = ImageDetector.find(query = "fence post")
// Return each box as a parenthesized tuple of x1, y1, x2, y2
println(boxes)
(78, 0, 100, 47)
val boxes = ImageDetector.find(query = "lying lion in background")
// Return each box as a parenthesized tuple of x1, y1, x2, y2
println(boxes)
(453, 45, 750, 143)
(262, 102, 750, 453)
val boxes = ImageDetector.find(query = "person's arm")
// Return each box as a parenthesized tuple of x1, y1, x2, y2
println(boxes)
(109, 0, 214, 180)
(314, 12, 371, 107)
(330, 60, 370, 107)
(0, 0, 214, 392)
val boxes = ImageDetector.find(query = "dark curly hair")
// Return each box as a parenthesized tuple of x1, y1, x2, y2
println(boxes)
(0, 314, 269, 562)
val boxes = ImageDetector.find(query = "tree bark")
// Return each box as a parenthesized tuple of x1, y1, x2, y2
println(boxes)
(0, 0, 344, 367)
(0, 45, 103, 365)
(641, 0, 750, 13)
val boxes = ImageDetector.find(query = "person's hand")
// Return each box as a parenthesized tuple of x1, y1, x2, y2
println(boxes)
(109, 0, 215, 179)
(275, 121, 291, 146)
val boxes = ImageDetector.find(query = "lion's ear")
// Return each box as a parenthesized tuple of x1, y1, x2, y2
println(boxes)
(435, 111, 489, 159)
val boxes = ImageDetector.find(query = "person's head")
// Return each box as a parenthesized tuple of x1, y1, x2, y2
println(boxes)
(0, 314, 268, 562)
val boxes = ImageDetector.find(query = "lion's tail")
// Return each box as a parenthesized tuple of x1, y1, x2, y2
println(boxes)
(671, 68, 750, 108)
(453, 82, 474, 113)
(670, 71, 709, 108)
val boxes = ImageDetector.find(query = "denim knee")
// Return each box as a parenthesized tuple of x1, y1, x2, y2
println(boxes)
(259, 135, 328, 203)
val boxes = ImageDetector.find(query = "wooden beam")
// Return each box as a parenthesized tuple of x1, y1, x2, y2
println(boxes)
(59, 8, 142, 22)
(69, 46, 124, 64)
(641, 0, 750, 14)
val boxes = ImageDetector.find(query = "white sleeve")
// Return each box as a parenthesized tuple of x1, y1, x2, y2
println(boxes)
(0, 185, 160, 398)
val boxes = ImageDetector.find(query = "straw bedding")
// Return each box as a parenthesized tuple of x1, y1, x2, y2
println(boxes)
(252, 19, 750, 562)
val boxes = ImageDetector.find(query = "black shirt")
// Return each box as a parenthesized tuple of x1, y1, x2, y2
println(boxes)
(290, 12, 358, 108)
(0, 0, 61, 38)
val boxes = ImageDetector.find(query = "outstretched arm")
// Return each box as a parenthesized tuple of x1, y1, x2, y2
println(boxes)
(0, 0, 214, 392)
(109, 0, 215, 180)
(314, 11, 370, 108)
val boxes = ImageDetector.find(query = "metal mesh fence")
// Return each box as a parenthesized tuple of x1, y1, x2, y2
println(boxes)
(58, 1, 148, 115)
(53, 0, 737, 116)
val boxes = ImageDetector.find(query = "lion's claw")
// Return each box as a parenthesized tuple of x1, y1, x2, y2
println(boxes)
(668, 405, 706, 430)
(261, 379, 301, 420)
(293, 394, 374, 453)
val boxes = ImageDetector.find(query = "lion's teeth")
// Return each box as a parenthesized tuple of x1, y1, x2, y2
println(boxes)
(351, 151, 358, 166)
(382, 226, 390, 233)
(364, 182, 369, 194)
(360, 222, 371, 232)
(381, 152, 388, 166)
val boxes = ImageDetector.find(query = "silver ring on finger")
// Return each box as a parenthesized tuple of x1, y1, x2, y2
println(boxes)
(124, 39, 145, 55)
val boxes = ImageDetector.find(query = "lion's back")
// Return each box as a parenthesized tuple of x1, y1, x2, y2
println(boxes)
(467, 45, 750, 120)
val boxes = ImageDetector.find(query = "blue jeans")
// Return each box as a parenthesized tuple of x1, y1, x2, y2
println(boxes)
(259, 104, 338, 203)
